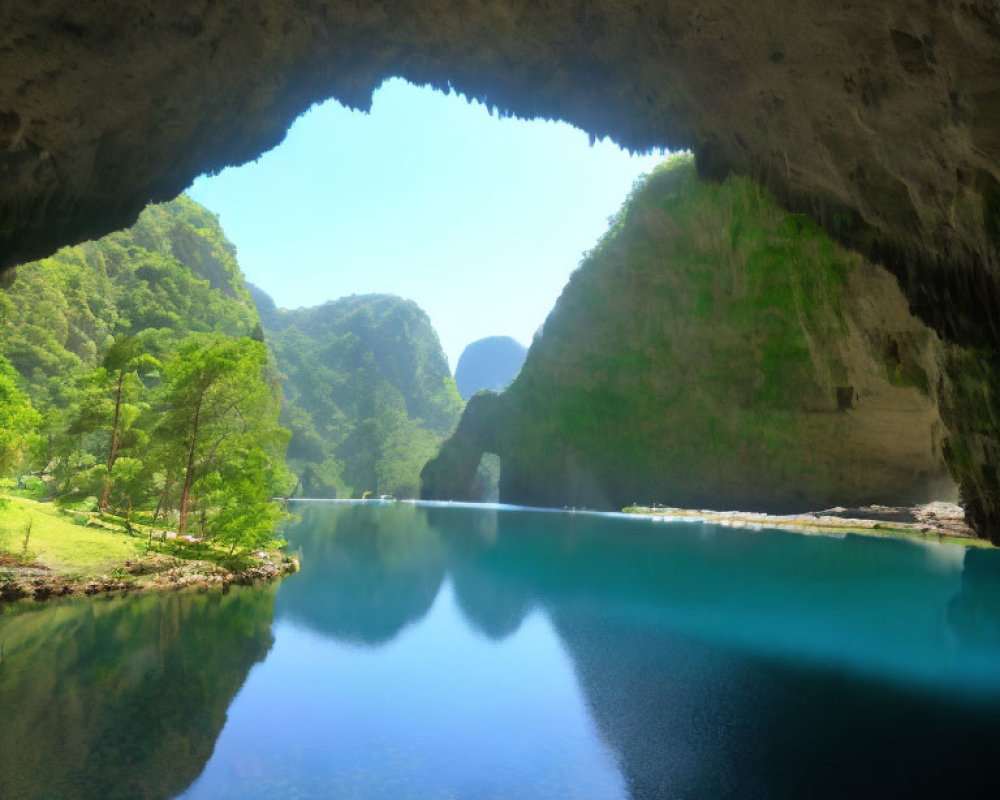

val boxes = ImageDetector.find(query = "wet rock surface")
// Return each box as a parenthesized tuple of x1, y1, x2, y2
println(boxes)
(625, 501, 980, 544)
(0, 553, 299, 604)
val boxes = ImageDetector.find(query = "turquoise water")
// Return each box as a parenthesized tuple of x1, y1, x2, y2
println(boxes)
(2, 502, 1000, 799)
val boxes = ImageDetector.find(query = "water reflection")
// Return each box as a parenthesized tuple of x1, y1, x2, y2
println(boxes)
(284, 504, 1000, 691)
(274, 503, 1000, 799)
(949, 546, 1000, 650)
(0, 587, 276, 800)
(276, 503, 446, 645)
(5, 503, 1000, 800)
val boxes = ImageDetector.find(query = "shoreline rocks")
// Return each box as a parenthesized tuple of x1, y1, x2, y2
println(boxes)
(623, 501, 984, 546)
(0, 553, 299, 604)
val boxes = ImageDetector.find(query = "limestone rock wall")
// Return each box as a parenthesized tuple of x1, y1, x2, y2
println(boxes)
(423, 158, 957, 514)
(0, 2, 998, 346)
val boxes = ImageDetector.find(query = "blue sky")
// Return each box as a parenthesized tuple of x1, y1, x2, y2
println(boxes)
(188, 78, 665, 368)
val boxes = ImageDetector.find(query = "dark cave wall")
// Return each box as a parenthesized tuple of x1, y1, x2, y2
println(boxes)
(2, 1, 999, 343)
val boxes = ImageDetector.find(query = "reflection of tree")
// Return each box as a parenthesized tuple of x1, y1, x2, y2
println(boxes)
(277, 503, 446, 645)
(0, 587, 275, 800)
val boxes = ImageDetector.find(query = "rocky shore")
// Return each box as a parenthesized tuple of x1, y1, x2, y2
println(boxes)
(622, 502, 989, 548)
(0, 551, 299, 603)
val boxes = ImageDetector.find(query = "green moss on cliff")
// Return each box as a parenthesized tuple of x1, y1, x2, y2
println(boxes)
(426, 156, 952, 512)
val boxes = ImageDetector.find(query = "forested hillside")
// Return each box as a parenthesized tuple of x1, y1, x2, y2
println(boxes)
(251, 286, 462, 499)
(0, 197, 288, 550)
(0, 196, 260, 406)
(0, 192, 462, 532)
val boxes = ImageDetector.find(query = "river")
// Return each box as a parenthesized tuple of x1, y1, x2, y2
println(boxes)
(2, 501, 1000, 799)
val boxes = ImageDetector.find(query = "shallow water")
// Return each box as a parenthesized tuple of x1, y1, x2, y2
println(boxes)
(2, 502, 1000, 799)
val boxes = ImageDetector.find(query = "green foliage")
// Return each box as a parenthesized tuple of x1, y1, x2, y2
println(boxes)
(0, 196, 258, 417)
(154, 335, 291, 547)
(258, 290, 462, 498)
(511, 154, 861, 478)
(205, 445, 288, 554)
(0, 196, 289, 552)
(0, 355, 40, 475)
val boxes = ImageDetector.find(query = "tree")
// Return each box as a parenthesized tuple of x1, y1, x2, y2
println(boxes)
(88, 335, 160, 511)
(0, 356, 40, 476)
(155, 335, 288, 537)
(202, 444, 288, 554)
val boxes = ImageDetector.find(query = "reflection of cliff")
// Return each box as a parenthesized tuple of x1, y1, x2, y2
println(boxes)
(948, 548, 1000, 650)
(553, 609, 1000, 800)
(282, 505, 998, 678)
(276, 504, 1000, 798)
(430, 507, 535, 640)
(277, 503, 447, 645)
(0, 588, 275, 800)
(446, 511, 1000, 799)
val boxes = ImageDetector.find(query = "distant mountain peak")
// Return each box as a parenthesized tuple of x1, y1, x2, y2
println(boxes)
(454, 336, 528, 400)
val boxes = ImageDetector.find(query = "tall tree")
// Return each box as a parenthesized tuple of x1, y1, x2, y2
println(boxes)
(93, 335, 160, 510)
(0, 355, 40, 476)
(155, 335, 287, 537)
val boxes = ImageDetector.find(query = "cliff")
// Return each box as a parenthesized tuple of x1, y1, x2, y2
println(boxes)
(254, 289, 462, 499)
(423, 157, 957, 513)
(0, 3, 998, 536)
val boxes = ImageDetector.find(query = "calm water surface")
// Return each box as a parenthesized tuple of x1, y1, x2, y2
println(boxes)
(2, 502, 1000, 799)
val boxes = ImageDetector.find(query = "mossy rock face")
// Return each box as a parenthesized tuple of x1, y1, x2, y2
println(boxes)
(425, 157, 956, 514)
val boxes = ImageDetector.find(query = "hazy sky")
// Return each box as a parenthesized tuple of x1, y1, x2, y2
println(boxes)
(187, 78, 665, 369)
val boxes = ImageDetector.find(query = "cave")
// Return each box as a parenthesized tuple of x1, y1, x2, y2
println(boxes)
(1, 2, 999, 537)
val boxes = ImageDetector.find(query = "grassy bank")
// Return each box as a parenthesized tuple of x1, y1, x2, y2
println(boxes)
(0, 496, 137, 576)
(0, 495, 297, 602)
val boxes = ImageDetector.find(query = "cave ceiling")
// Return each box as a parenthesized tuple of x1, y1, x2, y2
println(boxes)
(1, 1, 999, 346)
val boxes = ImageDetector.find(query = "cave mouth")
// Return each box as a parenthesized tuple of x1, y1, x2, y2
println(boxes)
(185, 77, 665, 370)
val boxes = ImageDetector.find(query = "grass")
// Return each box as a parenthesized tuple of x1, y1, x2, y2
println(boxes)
(0, 495, 138, 575)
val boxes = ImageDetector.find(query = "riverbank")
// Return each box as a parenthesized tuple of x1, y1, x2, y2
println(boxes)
(0, 496, 298, 603)
(622, 501, 992, 548)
